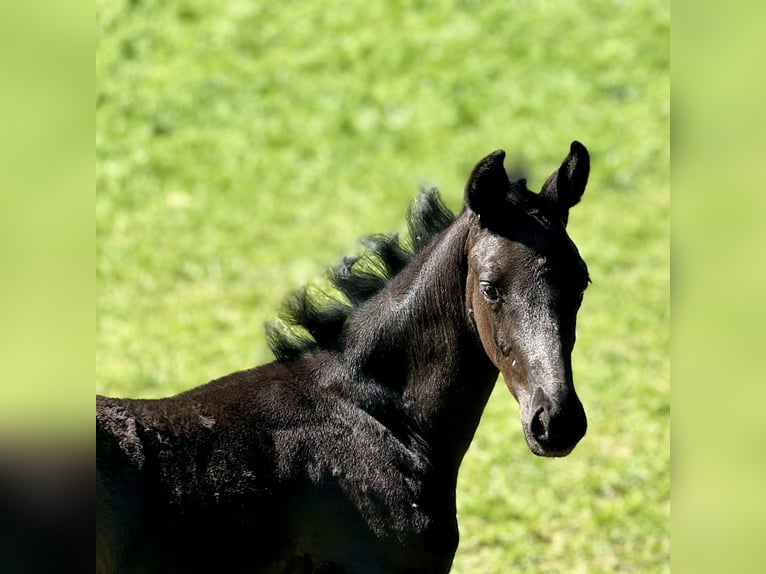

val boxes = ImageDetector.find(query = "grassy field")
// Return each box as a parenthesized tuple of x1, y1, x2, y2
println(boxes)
(97, 0, 669, 571)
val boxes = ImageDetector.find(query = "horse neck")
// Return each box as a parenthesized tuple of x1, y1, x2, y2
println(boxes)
(343, 212, 499, 473)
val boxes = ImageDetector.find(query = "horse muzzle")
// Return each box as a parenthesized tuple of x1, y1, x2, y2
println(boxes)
(522, 386, 587, 457)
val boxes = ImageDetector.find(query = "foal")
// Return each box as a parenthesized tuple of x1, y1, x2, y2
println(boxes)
(97, 141, 591, 573)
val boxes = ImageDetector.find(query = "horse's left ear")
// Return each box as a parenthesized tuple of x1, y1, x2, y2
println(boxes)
(540, 141, 590, 225)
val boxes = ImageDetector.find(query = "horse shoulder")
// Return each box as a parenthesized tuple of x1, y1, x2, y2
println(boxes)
(284, 398, 460, 570)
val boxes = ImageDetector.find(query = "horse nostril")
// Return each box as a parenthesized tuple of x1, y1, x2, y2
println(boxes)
(530, 407, 549, 440)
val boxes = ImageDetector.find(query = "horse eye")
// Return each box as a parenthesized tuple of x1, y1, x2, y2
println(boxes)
(479, 281, 501, 302)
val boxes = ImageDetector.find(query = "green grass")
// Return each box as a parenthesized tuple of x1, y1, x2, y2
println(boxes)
(97, 0, 669, 571)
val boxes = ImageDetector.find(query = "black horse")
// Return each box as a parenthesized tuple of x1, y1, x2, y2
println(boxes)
(97, 142, 591, 573)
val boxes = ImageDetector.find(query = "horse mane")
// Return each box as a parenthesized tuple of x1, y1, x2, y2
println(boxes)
(266, 187, 457, 361)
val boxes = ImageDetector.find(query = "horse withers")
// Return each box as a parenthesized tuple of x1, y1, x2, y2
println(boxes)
(97, 141, 591, 573)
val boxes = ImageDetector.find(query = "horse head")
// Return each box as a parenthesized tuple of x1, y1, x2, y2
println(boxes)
(464, 142, 590, 457)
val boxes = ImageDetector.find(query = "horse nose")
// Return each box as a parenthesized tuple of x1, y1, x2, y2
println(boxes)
(530, 404, 550, 441)
(529, 388, 587, 456)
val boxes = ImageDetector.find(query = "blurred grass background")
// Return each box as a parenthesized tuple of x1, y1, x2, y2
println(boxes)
(97, 0, 669, 571)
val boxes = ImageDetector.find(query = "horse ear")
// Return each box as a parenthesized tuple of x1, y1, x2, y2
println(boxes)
(464, 150, 509, 218)
(540, 141, 589, 225)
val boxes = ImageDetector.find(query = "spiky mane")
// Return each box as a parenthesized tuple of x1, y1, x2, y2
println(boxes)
(266, 188, 456, 361)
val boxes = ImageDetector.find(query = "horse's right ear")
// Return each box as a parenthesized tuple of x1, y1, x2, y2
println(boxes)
(464, 150, 509, 219)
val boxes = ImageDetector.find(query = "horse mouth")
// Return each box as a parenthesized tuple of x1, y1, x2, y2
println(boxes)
(524, 433, 578, 458)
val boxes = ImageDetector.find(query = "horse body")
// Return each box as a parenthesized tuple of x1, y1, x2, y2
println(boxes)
(97, 142, 591, 573)
(97, 218, 492, 573)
